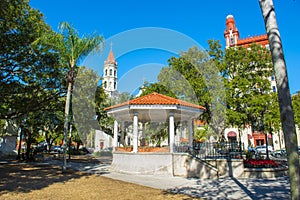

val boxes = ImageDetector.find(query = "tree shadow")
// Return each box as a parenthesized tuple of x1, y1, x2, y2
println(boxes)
(231, 177, 290, 200)
(166, 177, 290, 200)
(0, 161, 89, 195)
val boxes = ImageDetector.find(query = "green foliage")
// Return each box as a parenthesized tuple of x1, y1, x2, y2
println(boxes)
(95, 86, 114, 136)
(0, 0, 65, 120)
(140, 82, 177, 98)
(38, 21, 104, 154)
(145, 122, 168, 147)
(157, 46, 226, 137)
(208, 40, 277, 136)
(194, 128, 207, 142)
(115, 92, 134, 104)
(72, 66, 101, 144)
(292, 92, 300, 128)
(194, 124, 217, 142)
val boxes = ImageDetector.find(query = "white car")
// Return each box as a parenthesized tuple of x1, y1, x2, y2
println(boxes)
(255, 145, 274, 154)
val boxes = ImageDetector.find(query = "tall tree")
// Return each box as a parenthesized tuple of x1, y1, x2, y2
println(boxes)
(0, 0, 64, 120)
(208, 40, 279, 149)
(158, 46, 226, 138)
(259, 0, 300, 199)
(38, 22, 104, 171)
(72, 66, 101, 145)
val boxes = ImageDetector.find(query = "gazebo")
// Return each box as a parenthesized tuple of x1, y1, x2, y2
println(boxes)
(105, 92, 205, 153)
(104, 92, 208, 176)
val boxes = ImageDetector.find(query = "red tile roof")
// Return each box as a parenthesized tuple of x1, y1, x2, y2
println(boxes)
(105, 92, 205, 110)
(236, 34, 268, 47)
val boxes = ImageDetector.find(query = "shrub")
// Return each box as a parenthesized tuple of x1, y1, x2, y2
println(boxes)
(243, 159, 279, 168)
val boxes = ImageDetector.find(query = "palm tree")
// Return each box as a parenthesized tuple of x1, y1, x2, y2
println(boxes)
(38, 22, 104, 171)
(259, 1, 300, 199)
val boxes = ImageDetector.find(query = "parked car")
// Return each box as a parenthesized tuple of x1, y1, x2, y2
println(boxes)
(35, 142, 47, 152)
(255, 145, 274, 154)
(271, 149, 286, 158)
(51, 146, 62, 153)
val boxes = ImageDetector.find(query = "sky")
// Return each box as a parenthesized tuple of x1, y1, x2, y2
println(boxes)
(29, 0, 300, 95)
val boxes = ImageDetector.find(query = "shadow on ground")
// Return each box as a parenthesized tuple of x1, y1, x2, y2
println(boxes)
(167, 177, 290, 200)
(0, 161, 88, 195)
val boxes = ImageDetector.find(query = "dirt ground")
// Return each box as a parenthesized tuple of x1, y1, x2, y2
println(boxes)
(0, 155, 200, 200)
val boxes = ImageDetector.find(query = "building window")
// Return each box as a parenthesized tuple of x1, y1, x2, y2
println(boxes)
(114, 81, 116, 89)
(103, 81, 107, 88)
(271, 75, 275, 81)
(109, 69, 112, 76)
(272, 86, 277, 92)
(230, 36, 234, 45)
(105, 69, 107, 76)
(114, 70, 116, 77)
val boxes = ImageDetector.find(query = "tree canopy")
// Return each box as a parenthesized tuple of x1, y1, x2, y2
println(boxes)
(0, 0, 65, 120)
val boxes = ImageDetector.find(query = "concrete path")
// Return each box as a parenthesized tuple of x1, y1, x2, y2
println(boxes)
(103, 172, 290, 200)
(44, 156, 291, 200)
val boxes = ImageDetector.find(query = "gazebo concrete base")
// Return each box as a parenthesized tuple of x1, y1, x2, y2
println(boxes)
(110, 152, 241, 179)
(110, 152, 287, 179)
(110, 152, 174, 176)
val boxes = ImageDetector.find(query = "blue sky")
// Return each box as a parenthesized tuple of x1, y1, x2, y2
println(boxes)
(30, 0, 300, 94)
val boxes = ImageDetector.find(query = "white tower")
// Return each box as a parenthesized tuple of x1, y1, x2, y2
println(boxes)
(102, 45, 118, 97)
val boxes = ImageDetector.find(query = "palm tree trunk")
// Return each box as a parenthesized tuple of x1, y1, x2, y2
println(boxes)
(62, 81, 72, 172)
(17, 127, 23, 160)
(259, 1, 300, 199)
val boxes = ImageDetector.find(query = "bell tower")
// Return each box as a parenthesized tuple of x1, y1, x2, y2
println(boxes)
(102, 44, 118, 97)
(224, 15, 240, 48)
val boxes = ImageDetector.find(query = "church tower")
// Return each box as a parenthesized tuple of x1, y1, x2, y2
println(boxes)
(224, 15, 240, 48)
(102, 45, 118, 97)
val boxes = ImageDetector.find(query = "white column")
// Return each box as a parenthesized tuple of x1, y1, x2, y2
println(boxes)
(169, 113, 175, 153)
(189, 119, 194, 150)
(133, 113, 138, 153)
(113, 120, 118, 151)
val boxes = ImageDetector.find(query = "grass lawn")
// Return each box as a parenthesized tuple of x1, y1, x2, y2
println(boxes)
(0, 155, 200, 200)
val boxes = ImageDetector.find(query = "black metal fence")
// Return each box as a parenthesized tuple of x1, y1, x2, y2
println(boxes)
(175, 141, 243, 159)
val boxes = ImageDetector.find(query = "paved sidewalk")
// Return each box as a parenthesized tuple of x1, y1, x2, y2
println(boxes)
(45, 156, 291, 200)
(103, 172, 290, 200)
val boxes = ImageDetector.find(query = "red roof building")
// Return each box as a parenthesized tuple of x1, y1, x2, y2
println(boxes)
(224, 15, 275, 148)
(224, 15, 269, 48)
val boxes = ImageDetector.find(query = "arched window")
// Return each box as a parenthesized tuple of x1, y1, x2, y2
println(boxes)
(103, 81, 107, 88)
(109, 69, 112, 76)
(229, 29, 235, 45)
(114, 82, 116, 89)
(105, 69, 107, 76)
(114, 70, 116, 77)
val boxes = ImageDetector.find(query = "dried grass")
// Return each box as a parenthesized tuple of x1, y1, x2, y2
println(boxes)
(0, 156, 200, 200)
